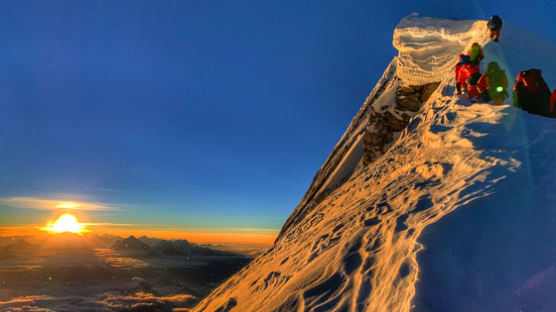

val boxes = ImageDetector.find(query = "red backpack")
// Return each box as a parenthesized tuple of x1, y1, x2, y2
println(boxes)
(513, 69, 552, 116)
(515, 69, 547, 93)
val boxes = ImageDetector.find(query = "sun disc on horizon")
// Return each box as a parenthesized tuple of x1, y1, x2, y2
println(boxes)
(45, 214, 86, 234)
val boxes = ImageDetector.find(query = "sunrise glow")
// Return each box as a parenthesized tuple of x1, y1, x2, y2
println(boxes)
(55, 202, 79, 209)
(44, 214, 86, 234)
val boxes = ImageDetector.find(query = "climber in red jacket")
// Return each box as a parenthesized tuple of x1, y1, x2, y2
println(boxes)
(459, 62, 481, 100)
(455, 54, 471, 94)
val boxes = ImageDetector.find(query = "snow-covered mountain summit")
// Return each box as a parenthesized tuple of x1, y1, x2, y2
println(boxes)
(194, 15, 556, 312)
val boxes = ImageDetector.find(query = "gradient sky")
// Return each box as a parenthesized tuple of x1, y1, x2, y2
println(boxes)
(1, 1, 555, 243)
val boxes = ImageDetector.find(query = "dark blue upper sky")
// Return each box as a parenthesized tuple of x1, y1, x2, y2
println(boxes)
(1, 1, 555, 233)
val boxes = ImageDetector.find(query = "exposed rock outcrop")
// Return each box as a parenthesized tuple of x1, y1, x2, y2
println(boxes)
(395, 83, 440, 112)
(362, 81, 440, 165)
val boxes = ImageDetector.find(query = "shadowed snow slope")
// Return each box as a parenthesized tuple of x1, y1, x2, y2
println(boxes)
(193, 15, 556, 312)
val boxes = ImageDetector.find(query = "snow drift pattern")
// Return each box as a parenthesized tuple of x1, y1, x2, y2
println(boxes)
(194, 15, 556, 312)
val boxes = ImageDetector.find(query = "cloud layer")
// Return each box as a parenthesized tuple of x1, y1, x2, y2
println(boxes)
(0, 292, 196, 312)
(0, 197, 113, 211)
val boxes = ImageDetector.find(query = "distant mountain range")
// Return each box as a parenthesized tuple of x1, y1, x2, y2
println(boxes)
(0, 234, 242, 260)
(111, 235, 150, 250)
(111, 235, 235, 257)
(137, 235, 163, 246)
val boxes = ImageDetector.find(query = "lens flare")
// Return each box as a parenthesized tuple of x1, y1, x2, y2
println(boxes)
(44, 214, 86, 233)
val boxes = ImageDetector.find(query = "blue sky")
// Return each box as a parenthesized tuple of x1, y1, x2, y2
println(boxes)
(1, 1, 554, 239)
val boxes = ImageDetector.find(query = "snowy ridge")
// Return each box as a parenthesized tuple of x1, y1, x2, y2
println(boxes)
(393, 14, 488, 85)
(193, 15, 556, 312)
(276, 59, 398, 243)
(278, 15, 488, 241)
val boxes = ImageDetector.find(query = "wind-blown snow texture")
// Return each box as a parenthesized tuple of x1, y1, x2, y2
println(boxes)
(194, 14, 556, 312)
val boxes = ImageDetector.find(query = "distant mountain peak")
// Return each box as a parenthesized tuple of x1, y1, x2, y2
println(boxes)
(111, 235, 150, 250)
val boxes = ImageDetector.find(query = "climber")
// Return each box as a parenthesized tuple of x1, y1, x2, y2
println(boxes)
(487, 15, 503, 42)
(459, 61, 481, 100)
(513, 69, 552, 116)
(477, 62, 508, 105)
(467, 42, 484, 65)
(455, 54, 471, 94)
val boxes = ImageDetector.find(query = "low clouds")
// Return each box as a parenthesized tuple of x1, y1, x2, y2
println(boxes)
(0, 197, 113, 211)
(0, 293, 196, 312)
(0, 296, 54, 312)
(99, 292, 196, 311)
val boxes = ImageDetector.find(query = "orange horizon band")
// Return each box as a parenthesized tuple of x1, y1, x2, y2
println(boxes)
(0, 226, 277, 246)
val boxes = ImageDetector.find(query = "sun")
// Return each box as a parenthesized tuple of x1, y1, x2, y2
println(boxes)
(45, 214, 86, 234)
